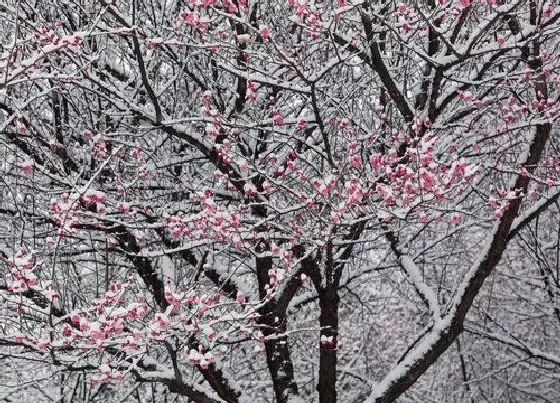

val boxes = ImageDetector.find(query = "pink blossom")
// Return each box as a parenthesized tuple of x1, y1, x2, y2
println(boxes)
(496, 34, 505, 46)
(396, 2, 409, 14)
(458, 90, 473, 102)
(273, 113, 284, 126)
(236, 292, 246, 304)
(544, 3, 555, 18)
(450, 213, 462, 224)
(79, 317, 89, 332)
(21, 161, 33, 175)
(97, 203, 106, 215)
(71, 313, 80, 325)
(38, 340, 50, 350)
(201, 90, 212, 105)
(348, 154, 361, 168)
(89, 322, 104, 340)
(244, 183, 258, 196)
(154, 313, 169, 330)
(206, 123, 219, 138)
(370, 154, 383, 171)
(420, 169, 435, 192)
(259, 25, 270, 42)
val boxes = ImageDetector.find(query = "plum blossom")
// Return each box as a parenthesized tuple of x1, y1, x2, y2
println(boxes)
(259, 25, 270, 41)
(21, 161, 33, 176)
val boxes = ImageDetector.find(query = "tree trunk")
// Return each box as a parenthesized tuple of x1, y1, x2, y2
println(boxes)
(318, 285, 339, 403)
(256, 256, 298, 403)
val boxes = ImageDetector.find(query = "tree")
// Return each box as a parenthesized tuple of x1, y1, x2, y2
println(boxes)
(1, 0, 560, 402)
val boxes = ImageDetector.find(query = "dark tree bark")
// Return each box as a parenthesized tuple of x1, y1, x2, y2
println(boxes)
(256, 255, 299, 403)
(318, 285, 339, 403)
